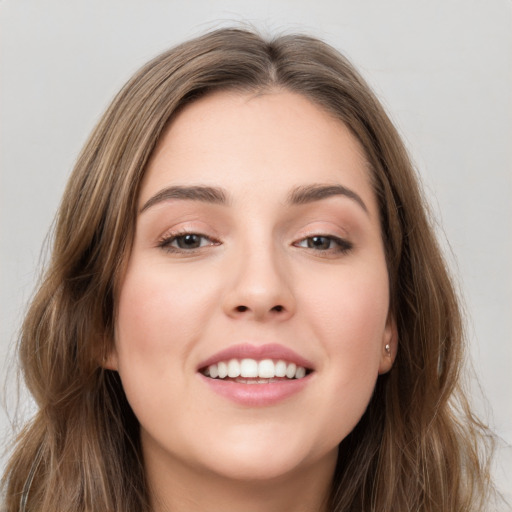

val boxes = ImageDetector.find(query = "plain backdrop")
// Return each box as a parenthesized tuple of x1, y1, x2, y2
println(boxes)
(1, 0, 511, 497)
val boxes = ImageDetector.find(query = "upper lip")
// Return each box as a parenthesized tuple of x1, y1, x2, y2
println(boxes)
(197, 343, 315, 371)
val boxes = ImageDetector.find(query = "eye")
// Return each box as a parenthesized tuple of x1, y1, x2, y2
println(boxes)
(294, 235, 353, 254)
(158, 232, 219, 252)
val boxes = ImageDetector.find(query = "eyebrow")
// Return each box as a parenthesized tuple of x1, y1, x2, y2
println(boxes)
(287, 184, 368, 214)
(139, 183, 368, 215)
(140, 185, 229, 213)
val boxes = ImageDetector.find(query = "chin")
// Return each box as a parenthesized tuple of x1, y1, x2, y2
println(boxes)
(189, 427, 328, 482)
(201, 450, 309, 482)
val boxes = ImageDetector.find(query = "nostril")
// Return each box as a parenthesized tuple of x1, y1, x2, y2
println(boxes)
(232, 304, 286, 315)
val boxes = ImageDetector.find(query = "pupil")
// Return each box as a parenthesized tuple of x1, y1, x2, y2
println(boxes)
(309, 236, 330, 250)
(178, 234, 200, 249)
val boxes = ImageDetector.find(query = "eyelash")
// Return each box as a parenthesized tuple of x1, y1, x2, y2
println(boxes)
(158, 231, 353, 255)
(157, 232, 220, 253)
(293, 235, 353, 255)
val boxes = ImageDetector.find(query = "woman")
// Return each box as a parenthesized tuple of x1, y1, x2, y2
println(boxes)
(1, 28, 497, 511)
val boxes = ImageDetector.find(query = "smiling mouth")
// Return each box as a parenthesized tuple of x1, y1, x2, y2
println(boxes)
(200, 358, 313, 382)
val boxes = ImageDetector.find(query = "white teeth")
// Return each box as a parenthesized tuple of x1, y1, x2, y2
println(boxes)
(240, 359, 258, 378)
(295, 366, 306, 379)
(203, 358, 309, 381)
(258, 359, 275, 378)
(285, 363, 297, 379)
(275, 360, 287, 377)
(209, 364, 219, 378)
(227, 359, 241, 378)
(217, 361, 228, 378)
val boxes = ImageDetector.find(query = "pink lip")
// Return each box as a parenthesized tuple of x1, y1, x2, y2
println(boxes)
(196, 343, 314, 370)
(199, 373, 313, 406)
(197, 343, 315, 407)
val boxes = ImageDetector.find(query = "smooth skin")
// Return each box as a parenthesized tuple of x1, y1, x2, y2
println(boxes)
(107, 90, 396, 512)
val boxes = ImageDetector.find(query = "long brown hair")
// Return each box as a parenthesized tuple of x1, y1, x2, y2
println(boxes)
(2, 27, 496, 511)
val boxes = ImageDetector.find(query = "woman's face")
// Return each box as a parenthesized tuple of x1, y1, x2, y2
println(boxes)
(109, 90, 395, 485)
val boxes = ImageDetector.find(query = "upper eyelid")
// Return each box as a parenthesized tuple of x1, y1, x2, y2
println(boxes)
(292, 227, 350, 243)
(157, 225, 219, 242)
(159, 231, 218, 243)
(157, 232, 221, 254)
(294, 234, 352, 246)
(155, 221, 353, 247)
(157, 230, 350, 243)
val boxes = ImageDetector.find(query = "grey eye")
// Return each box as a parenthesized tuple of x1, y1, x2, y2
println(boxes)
(174, 234, 204, 249)
(159, 233, 217, 252)
(295, 235, 353, 255)
(306, 236, 333, 250)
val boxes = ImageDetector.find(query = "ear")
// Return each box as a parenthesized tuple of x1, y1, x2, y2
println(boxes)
(378, 313, 397, 375)
(103, 350, 119, 371)
(101, 340, 119, 371)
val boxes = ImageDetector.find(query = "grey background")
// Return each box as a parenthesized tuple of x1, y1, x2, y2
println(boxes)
(1, 0, 511, 497)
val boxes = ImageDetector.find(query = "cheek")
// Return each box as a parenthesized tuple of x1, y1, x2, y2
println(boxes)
(116, 261, 216, 352)
(297, 261, 389, 436)
(300, 259, 390, 351)
(113, 261, 218, 407)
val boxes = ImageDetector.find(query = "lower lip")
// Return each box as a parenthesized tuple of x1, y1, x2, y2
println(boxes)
(199, 374, 312, 406)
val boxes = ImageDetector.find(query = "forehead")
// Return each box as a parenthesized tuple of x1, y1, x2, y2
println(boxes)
(140, 90, 376, 214)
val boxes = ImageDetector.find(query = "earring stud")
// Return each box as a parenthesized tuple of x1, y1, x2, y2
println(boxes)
(385, 343, 391, 355)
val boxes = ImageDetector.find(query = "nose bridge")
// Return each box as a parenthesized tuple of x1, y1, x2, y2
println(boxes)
(223, 231, 295, 320)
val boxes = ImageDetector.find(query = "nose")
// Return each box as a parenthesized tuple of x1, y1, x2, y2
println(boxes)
(222, 243, 296, 322)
